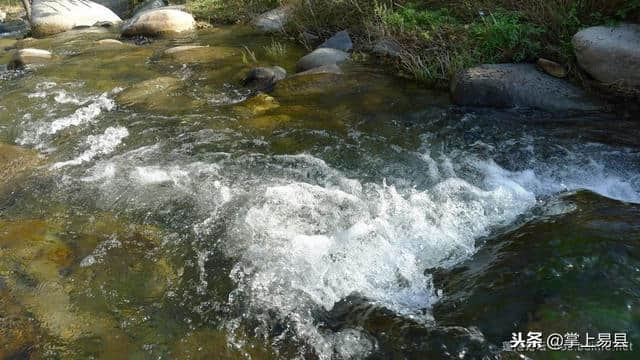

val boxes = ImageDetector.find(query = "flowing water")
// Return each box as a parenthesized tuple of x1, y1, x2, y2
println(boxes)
(0, 26, 639, 359)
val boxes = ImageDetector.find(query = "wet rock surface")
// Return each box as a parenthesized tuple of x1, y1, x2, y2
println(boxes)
(296, 47, 350, 73)
(241, 66, 287, 91)
(432, 191, 640, 355)
(7, 48, 52, 69)
(451, 63, 604, 112)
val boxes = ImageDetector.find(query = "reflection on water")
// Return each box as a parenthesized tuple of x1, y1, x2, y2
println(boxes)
(1, 25, 639, 359)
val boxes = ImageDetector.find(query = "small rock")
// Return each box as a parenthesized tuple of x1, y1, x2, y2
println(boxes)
(536, 58, 567, 78)
(296, 48, 349, 72)
(241, 66, 287, 91)
(196, 20, 212, 30)
(573, 24, 640, 87)
(319, 30, 353, 52)
(451, 63, 604, 112)
(122, 8, 196, 37)
(31, 0, 122, 37)
(252, 6, 292, 33)
(233, 94, 280, 117)
(96, 38, 126, 47)
(8, 48, 53, 70)
(373, 38, 402, 58)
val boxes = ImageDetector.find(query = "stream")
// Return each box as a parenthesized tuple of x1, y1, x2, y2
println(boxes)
(1, 26, 639, 359)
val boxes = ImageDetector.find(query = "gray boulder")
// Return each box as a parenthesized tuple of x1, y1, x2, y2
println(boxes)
(0, 10, 6, 23)
(296, 48, 349, 72)
(242, 66, 287, 91)
(252, 6, 291, 33)
(451, 64, 604, 112)
(319, 30, 353, 52)
(573, 24, 640, 87)
(31, 0, 122, 37)
(8, 48, 53, 69)
(122, 8, 196, 37)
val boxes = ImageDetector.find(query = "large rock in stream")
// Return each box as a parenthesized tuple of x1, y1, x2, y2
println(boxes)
(451, 64, 604, 112)
(241, 66, 287, 92)
(296, 48, 350, 73)
(252, 6, 292, 33)
(573, 24, 640, 87)
(431, 191, 640, 352)
(7, 48, 53, 69)
(31, 0, 122, 37)
(121, 8, 196, 37)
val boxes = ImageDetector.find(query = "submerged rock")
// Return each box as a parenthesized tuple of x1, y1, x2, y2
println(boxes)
(116, 76, 200, 112)
(95, 38, 127, 47)
(252, 6, 292, 33)
(573, 24, 640, 87)
(7, 48, 52, 69)
(121, 8, 196, 37)
(241, 66, 287, 91)
(164, 45, 236, 63)
(319, 30, 353, 52)
(296, 48, 349, 73)
(433, 191, 640, 350)
(31, 0, 122, 37)
(0, 143, 42, 185)
(451, 63, 604, 112)
(116, 76, 182, 107)
(232, 93, 280, 117)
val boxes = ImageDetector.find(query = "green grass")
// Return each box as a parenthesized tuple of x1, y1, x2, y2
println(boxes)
(186, 0, 281, 23)
(264, 38, 288, 59)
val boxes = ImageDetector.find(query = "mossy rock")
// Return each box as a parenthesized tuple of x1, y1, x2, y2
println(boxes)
(164, 45, 237, 63)
(231, 93, 280, 117)
(115, 76, 201, 113)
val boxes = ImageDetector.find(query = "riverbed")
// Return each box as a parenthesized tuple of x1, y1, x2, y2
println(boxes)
(1, 26, 639, 359)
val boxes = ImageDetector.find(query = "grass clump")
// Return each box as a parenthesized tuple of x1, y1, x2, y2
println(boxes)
(186, 0, 640, 86)
(264, 38, 288, 59)
(186, 0, 281, 23)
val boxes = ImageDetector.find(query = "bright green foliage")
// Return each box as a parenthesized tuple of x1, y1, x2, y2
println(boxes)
(470, 11, 542, 62)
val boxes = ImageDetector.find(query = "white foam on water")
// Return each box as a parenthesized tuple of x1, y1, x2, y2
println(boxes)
(194, 154, 534, 358)
(18, 92, 116, 147)
(52, 126, 129, 169)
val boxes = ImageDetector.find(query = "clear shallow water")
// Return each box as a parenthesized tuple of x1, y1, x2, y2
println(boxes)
(1, 26, 639, 359)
